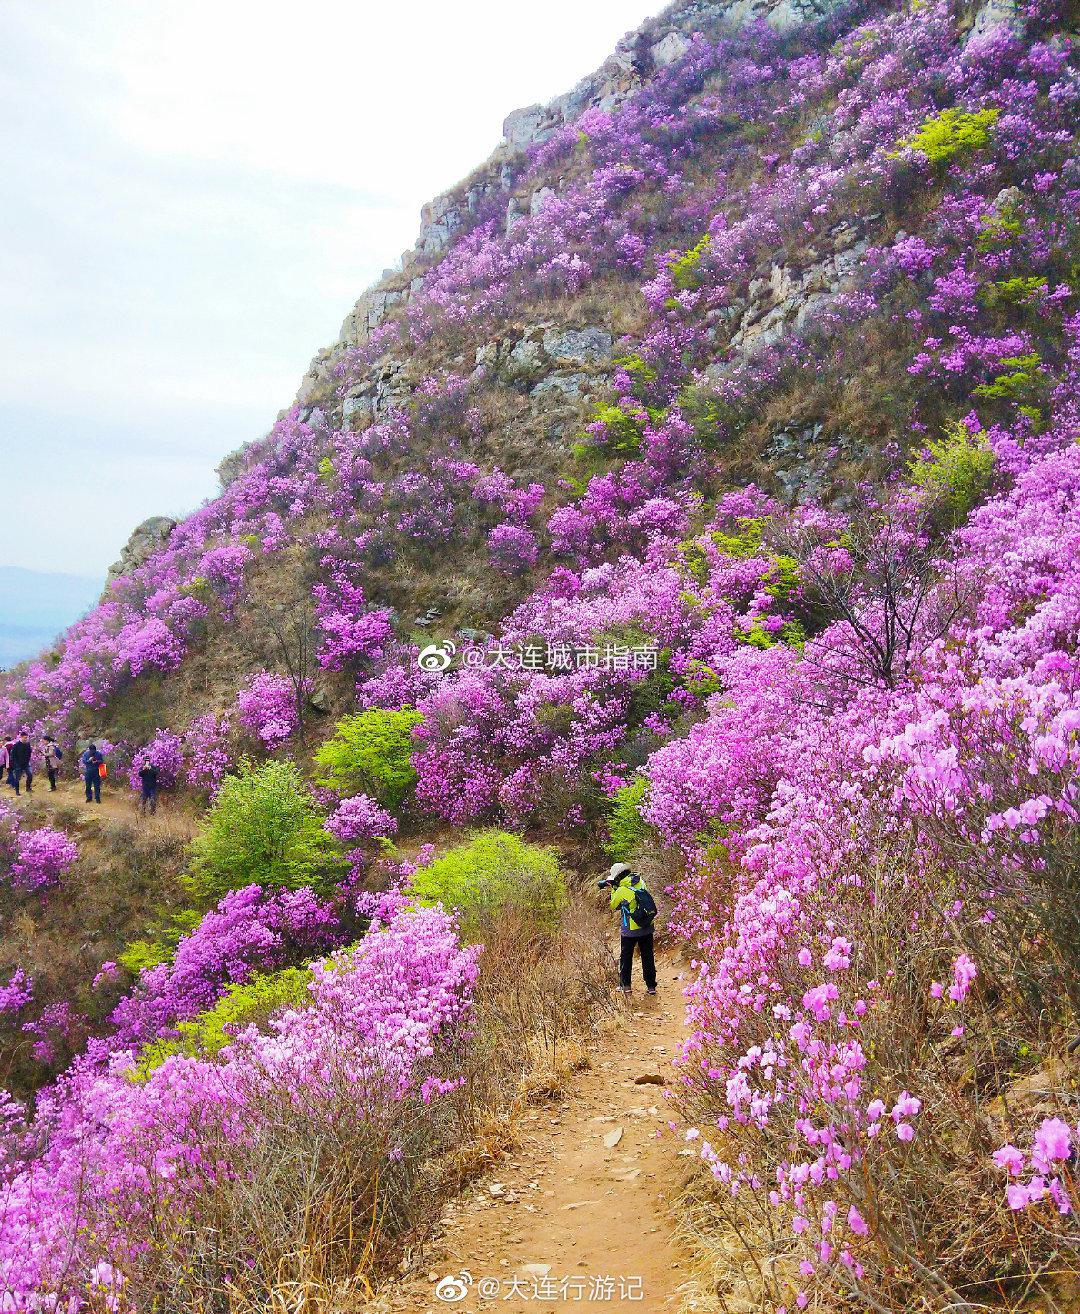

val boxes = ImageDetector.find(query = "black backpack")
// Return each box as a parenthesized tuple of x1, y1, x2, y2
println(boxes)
(632, 885, 658, 927)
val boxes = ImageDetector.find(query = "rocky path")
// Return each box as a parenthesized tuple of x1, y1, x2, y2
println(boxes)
(392, 954, 694, 1314)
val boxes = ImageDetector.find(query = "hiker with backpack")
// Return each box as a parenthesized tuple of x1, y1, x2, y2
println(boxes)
(80, 743, 105, 804)
(601, 862, 658, 996)
(40, 735, 63, 791)
(8, 732, 33, 796)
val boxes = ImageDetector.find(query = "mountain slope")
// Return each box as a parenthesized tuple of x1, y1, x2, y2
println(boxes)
(2, 0, 1080, 1308)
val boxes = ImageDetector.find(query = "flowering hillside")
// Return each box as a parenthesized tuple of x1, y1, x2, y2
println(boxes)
(2, 0, 1080, 1305)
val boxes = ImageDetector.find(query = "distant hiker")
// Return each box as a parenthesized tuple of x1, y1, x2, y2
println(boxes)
(81, 743, 104, 804)
(9, 733, 33, 796)
(601, 862, 658, 996)
(40, 736, 63, 792)
(0, 740, 12, 789)
(138, 762, 159, 816)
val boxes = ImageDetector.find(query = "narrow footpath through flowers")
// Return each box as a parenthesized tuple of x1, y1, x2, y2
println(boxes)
(391, 949, 693, 1314)
(10, 776, 197, 836)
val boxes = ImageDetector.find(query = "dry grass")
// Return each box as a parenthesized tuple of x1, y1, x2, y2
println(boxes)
(0, 813, 190, 1097)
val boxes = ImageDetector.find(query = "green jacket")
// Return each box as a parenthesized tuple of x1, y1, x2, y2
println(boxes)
(611, 875, 651, 938)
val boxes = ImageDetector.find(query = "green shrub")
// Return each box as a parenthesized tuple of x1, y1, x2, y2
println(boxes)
(979, 276, 1046, 310)
(118, 908, 203, 976)
(763, 552, 802, 607)
(736, 617, 807, 650)
(682, 658, 724, 698)
(135, 966, 314, 1077)
(909, 421, 996, 525)
(669, 234, 711, 292)
(186, 758, 341, 903)
(604, 776, 652, 859)
(313, 709, 422, 806)
(891, 106, 1000, 165)
(678, 519, 767, 585)
(589, 401, 649, 457)
(973, 352, 1045, 402)
(976, 200, 1023, 252)
(613, 352, 658, 391)
(409, 830, 566, 941)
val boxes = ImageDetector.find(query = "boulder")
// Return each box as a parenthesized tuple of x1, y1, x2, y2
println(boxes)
(530, 186, 557, 218)
(968, 0, 1019, 40)
(417, 193, 463, 258)
(503, 104, 559, 150)
(508, 337, 546, 375)
(217, 443, 250, 490)
(531, 372, 593, 400)
(541, 326, 613, 365)
(106, 516, 178, 584)
(650, 32, 690, 68)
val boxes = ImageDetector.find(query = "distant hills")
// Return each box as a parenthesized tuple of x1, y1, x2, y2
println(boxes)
(0, 566, 101, 669)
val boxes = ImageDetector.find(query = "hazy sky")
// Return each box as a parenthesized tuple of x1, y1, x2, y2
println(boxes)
(1, 0, 661, 578)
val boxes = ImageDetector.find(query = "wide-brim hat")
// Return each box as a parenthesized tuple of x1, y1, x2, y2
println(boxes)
(608, 862, 633, 881)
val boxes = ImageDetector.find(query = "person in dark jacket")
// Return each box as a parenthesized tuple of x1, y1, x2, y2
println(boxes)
(80, 743, 104, 803)
(8, 733, 32, 796)
(605, 862, 658, 996)
(138, 762, 159, 815)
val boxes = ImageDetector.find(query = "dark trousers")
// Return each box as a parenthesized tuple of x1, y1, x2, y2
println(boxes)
(85, 772, 101, 803)
(140, 785, 158, 815)
(46, 765, 57, 791)
(12, 767, 32, 795)
(619, 933, 656, 991)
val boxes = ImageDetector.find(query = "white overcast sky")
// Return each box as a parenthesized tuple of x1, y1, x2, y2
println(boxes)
(0, 0, 661, 578)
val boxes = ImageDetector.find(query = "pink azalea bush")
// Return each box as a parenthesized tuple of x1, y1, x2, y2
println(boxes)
(182, 713, 232, 796)
(0, 802, 78, 895)
(324, 793, 398, 844)
(236, 671, 299, 748)
(109, 884, 345, 1046)
(0, 907, 477, 1303)
(994, 1117, 1078, 1214)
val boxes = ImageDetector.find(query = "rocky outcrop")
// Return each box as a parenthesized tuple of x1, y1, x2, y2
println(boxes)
(473, 323, 613, 396)
(726, 223, 872, 354)
(106, 516, 177, 585)
(968, 0, 1020, 41)
(765, 422, 861, 506)
(297, 0, 847, 399)
(341, 357, 411, 429)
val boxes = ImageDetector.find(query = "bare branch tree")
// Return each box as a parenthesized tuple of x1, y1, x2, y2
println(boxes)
(777, 505, 975, 692)
(237, 595, 320, 746)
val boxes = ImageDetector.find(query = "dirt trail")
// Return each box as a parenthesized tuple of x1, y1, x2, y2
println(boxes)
(7, 775, 197, 836)
(392, 952, 694, 1314)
